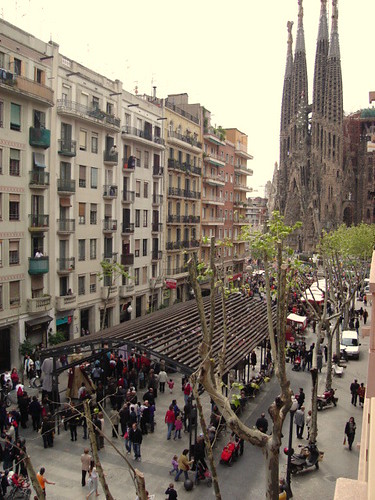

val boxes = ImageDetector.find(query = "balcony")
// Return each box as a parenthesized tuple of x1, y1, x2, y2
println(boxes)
(101, 285, 118, 300)
(121, 126, 165, 149)
(57, 257, 75, 274)
(57, 218, 75, 233)
(151, 250, 162, 261)
(166, 240, 199, 251)
(203, 126, 226, 146)
(167, 266, 188, 276)
(103, 185, 118, 199)
(168, 187, 183, 198)
(122, 222, 135, 234)
(28, 256, 49, 275)
(235, 143, 253, 160)
(28, 214, 49, 231)
(0, 72, 54, 106)
(57, 178, 76, 194)
(103, 149, 119, 165)
(152, 222, 163, 233)
(103, 219, 117, 233)
(152, 194, 163, 205)
(233, 200, 248, 208)
(204, 152, 225, 167)
(58, 139, 76, 157)
(55, 294, 77, 312)
(202, 196, 225, 205)
(121, 253, 134, 266)
(203, 173, 225, 187)
(167, 214, 200, 224)
(122, 158, 135, 173)
(168, 130, 202, 150)
(153, 165, 164, 177)
(234, 181, 252, 192)
(27, 295, 52, 314)
(122, 190, 135, 203)
(168, 158, 191, 175)
(29, 170, 50, 189)
(234, 163, 253, 176)
(234, 217, 251, 225)
(119, 284, 135, 298)
(57, 99, 120, 131)
(29, 127, 50, 149)
(202, 217, 225, 225)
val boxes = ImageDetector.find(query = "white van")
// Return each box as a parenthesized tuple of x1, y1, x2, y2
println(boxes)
(340, 330, 360, 360)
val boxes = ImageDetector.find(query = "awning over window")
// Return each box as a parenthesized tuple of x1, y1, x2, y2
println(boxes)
(33, 152, 46, 168)
(25, 315, 53, 329)
(60, 198, 72, 207)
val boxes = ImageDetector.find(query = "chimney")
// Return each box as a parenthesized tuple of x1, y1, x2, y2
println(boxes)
(153, 86, 157, 99)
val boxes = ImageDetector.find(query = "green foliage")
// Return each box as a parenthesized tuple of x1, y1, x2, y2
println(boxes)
(19, 339, 34, 357)
(48, 330, 66, 346)
(98, 260, 130, 285)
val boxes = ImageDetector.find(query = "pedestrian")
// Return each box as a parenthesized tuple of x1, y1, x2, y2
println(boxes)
(165, 404, 176, 440)
(86, 466, 99, 499)
(68, 404, 80, 442)
(306, 410, 312, 440)
(317, 351, 323, 373)
(110, 407, 120, 437)
(37, 466, 55, 497)
(294, 406, 305, 439)
(175, 449, 193, 482)
(28, 395, 42, 431)
(250, 350, 257, 370)
(81, 448, 92, 487)
(158, 369, 168, 394)
(183, 380, 192, 406)
(350, 379, 360, 406)
(129, 422, 143, 461)
(173, 415, 183, 440)
(344, 417, 356, 451)
(98, 412, 105, 449)
(255, 412, 269, 434)
(363, 309, 369, 325)
(357, 383, 366, 408)
(165, 482, 178, 500)
(167, 379, 174, 394)
(355, 317, 360, 334)
(297, 388, 305, 409)
(169, 455, 178, 475)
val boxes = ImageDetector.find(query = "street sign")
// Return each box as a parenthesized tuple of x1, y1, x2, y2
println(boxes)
(165, 279, 177, 289)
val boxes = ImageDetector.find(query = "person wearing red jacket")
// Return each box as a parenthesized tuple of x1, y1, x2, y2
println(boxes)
(165, 405, 176, 440)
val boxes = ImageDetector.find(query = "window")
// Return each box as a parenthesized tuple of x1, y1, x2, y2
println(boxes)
(13, 58, 22, 75)
(142, 239, 148, 257)
(0, 52, 4, 67)
(0, 284, 2, 310)
(134, 268, 140, 286)
(143, 210, 148, 227)
(34, 67, 45, 84)
(9, 149, 20, 176)
(136, 181, 141, 198)
(78, 203, 86, 224)
(90, 167, 98, 189)
(78, 239, 86, 261)
(135, 239, 140, 257)
(144, 151, 149, 169)
(10, 103, 21, 131)
(33, 110, 45, 129)
(142, 266, 148, 285)
(106, 102, 113, 115)
(9, 280, 20, 307)
(78, 276, 85, 296)
(91, 133, 98, 153)
(90, 204, 97, 225)
(79, 166, 86, 187)
(143, 182, 149, 198)
(9, 194, 20, 221)
(79, 129, 87, 151)
(135, 209, 140, 228)
(9, 240, 19, 265)
(0, 148, 2, 174)
(90, 274, 96, 293)
(0, 101, 3, 128)
(90, 239, 97, 259)
(92, 96, 100, 110)
(0, 241, 2, 266)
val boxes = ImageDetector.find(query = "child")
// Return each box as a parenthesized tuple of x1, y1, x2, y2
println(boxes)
(165, 482, 178, 500)
(174, 415, 182, 440)
(169, 455, 178, 475)
(167, 379, 174, 394)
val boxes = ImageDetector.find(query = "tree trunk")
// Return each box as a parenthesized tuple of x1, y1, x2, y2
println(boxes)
(335, 321, 341, 358)
(192, 383, 222, 500)
(24, 454, 44, 499)
(84, 401, 114, 500)
(265, 441, 281, 500)
(309, 368, 319, 444)
(325, 333, 333, 391)
(134, 470, 148, 500)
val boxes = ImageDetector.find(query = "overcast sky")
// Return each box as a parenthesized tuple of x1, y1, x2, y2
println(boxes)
(2, 0, 374, 196)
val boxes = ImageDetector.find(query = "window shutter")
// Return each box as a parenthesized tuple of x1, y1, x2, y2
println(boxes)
(78, 203, 85, 217)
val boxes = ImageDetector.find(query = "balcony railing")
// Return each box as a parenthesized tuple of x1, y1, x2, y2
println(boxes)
(167, 158, 201, 176)
(165, 100, 199, 124)
(28, 256, 49, 275)
(202, 217, 225, 224)
(29, 170, 50, 188)
(27, 295, 52, 313)
(103, 150, 119, 164)
(202, 196, 224, 204)
(204, 152, 225, 165)
(57, 178, 76, 193)
(166, 240, 200, 250)
(122, 190, 135, 203)
(103, 185, 118, 198)
(121, 125, 152, 141)
(152, 222, 163, 233)
(152, 194, 163, 204)
(57, 257, 75, 273)
(58, 139, 76, 157)
(57, 218, 75, 233)
(167, 214, 200, 224)
(29, 127, 50, 149)
(119, 284, 135, 297)
(122, 222, 135, 234)
(28, 214, 49, 230)
(101, 285, 118, 300)
(57, 99, 120, 129)
(168, 130, 202, 149)
(151, 250, 162, 261)
(167, 266, 187, 275)
(121, 253, 134, 266)
(153, 165, 164, 177)
(103, 219, 117, 232)
(122, 158, 135, 171)
(0, 73, 54, 104)
(55, 294, 77, 311)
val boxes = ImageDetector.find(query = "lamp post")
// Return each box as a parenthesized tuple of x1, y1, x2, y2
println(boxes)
(286, 398, 299, 498)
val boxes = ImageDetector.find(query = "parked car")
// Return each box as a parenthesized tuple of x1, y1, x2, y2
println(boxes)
(340, 330, 360, 360)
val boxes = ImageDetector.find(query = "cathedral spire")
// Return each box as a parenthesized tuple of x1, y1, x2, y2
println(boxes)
(328, 0, 340, 59)
(295, 0, 306, 53)
(313, 0, 329, 116)
(280, 21, 294, 133)
(317, 0, 329, 41)
(291, 0, 308, 119)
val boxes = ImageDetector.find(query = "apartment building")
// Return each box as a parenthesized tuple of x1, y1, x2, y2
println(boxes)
(163, 94, 202, 304)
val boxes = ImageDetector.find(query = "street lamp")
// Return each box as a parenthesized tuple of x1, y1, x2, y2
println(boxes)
(285, 398, 299, 498)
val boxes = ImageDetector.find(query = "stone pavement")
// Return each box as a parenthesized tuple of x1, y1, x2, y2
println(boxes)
(15, 299, 370, 500)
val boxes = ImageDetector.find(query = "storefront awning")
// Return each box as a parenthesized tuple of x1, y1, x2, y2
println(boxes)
(25, 315, 53, 329)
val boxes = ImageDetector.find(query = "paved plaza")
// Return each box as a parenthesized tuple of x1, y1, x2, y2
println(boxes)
(13, 300, 370, 500)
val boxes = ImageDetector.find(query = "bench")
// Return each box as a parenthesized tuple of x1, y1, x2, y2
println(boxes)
(332, 364, 344, 377)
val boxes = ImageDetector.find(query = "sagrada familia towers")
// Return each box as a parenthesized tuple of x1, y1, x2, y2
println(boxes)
(276, 0, 351, 251)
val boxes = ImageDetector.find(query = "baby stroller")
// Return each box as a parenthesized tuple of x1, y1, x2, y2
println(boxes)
(7, 472, 31, 499)
(292, 356, 301, 371)
(220, 440, 240, 466)
(194, 460, 212, 487)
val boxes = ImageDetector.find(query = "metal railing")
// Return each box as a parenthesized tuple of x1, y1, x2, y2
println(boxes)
(122, 222, 135, 233)
(57, 257, 75, 272)
(103, 219, 118, 231)
(29, 170, 50, 186)
(152, 194, 163, 204)
(103, 185, 118, 197)
(57, 178, 76, 193)
(57, 99, 120, 128)
(103, 150, 119, 163)
(57, 219, 75, 232)
(122, 190, 135, 202)
(58, 139, 76, 156)
(165, 100, 200, 124)
(29, 214, 49, 228)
